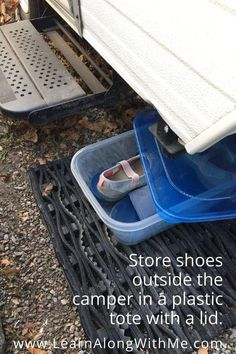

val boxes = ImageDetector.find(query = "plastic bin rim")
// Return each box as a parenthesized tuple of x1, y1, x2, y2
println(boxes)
(71, 131, 169, 231)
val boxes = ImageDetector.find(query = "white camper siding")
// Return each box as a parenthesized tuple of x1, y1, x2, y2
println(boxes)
(47, 0, 236, 153)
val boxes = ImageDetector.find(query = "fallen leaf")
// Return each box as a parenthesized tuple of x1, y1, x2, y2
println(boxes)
(5, 0, 19, 12)
(1, 258, 11, 266)
(79, 54, 85, 62)
(28, 349, 46, 354)
(11, 171, 20, 181)
(106, 121, 118, 130)
(0, 174, 9, 183)
(17, 211, 29, 222)
(42, 182, 54, 197)
(23, 128, 38, 144)
(0, 1, 19, 24)
(33, 332, 44, 341)
(22, 328, 28, 336)
(4, 14, 11, 22)
(1, 267, 20, 276)
(78, 116, 103, 132)
(198, 348, 208, 354)
(25, 322, 42, 330)
(43, 154, 54, 162)
(38, 158, 47, 165)
(78, 116, 118, 134)
(22, 322, 42, 337)
(79, 116, 99, 130)
(12, 298, 20, 305)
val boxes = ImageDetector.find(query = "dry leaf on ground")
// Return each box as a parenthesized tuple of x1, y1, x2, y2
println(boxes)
(22, 322, 42, 337)
(24, 322, 42, 330)
(1, 258, 11, 266)
(11, 297, 20, 305)
(1, 267, 20, 276)
(5, 0, 19, 12)
(33, 332, 44, 341)
(42, 182, 54, 197)
(106, 121, 118, 130)
(22, 327, 28, 336)
(79, 116, 103, 132)
(0, 173, 10, 183)
(43, 153, 54, 162)
(79, 116, 118, 134)
(23, 128, 38, 144)
(0, 0, 19, 25)
(38, 158, 47, 165)
(17, 211, 29, 222)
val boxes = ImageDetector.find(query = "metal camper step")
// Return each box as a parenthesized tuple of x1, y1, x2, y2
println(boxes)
(0, 17, 127, 124)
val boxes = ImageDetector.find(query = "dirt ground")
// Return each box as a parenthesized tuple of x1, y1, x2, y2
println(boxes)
(1, 108, 236, 354)
(0, 3, 236, 354)
(0, 100, 150, 354)
(0, 4, 151, 352)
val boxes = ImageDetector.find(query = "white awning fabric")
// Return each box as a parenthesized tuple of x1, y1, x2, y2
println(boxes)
(80, 0, 236, 153)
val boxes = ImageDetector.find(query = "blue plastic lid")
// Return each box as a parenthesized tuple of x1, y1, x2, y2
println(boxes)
(134, 110, 236, 223)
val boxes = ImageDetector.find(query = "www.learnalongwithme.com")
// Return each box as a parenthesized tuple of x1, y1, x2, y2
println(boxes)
(12, 337, 228, 352)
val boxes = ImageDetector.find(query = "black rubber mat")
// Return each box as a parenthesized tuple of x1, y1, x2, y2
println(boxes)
(28, 157, 236, 354)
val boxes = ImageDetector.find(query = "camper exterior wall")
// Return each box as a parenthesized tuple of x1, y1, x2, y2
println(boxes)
(46, 0, 236, 154)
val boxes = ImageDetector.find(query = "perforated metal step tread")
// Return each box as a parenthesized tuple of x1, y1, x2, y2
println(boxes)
(0, 20, 85, 117)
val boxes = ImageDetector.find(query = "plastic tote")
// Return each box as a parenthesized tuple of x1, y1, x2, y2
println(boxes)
(134, 110, 236, 223)
(71, 131, 171, 245)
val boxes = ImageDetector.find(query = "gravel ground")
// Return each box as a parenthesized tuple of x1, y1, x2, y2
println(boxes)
(0, 11, 236, 354)
(1, 105, 236, 354)
(0, 101, 148, 354)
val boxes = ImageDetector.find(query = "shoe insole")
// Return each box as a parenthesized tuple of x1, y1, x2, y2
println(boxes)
(110, 195, 139, 222)
(109, 160, 144, 182)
